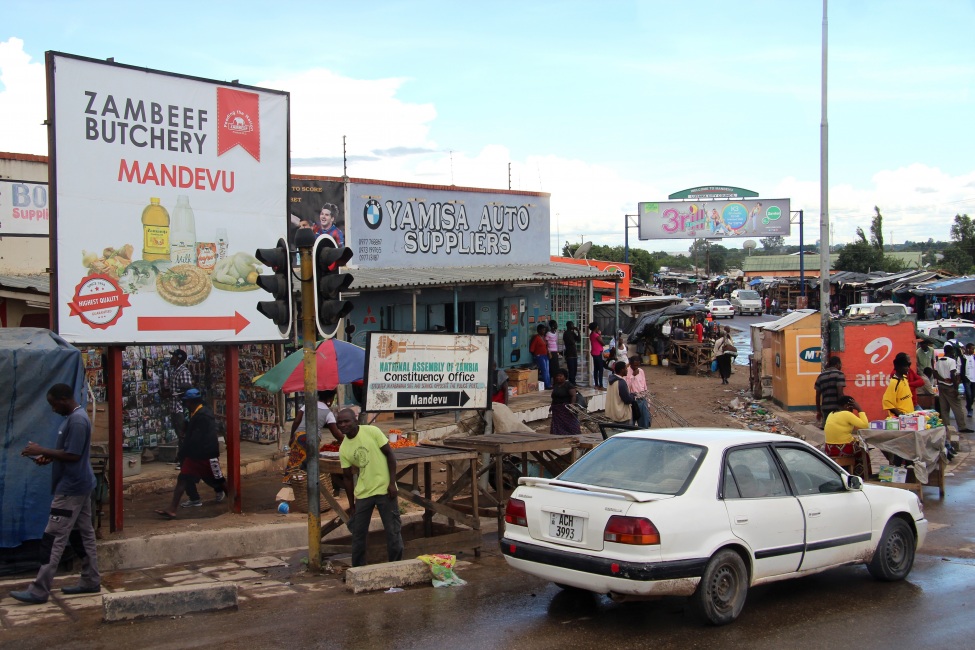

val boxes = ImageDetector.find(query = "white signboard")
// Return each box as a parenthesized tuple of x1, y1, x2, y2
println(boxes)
(0, 180, 49, 236)
(347, 182, 550, 268)
(638, 199, 791, 240)
(363, 332, 492, 411)
(49, 53, 289, 344)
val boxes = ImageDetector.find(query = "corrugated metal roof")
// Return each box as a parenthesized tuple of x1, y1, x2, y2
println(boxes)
(742, 252, 923, 273)
(347, 263, 618, 291)
(762, 309, 820, 331)
(0, 274, 50, 294)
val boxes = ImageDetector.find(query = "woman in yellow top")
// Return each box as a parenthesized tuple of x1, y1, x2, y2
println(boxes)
(882, 353, 914, 417)
(823, 395, 868, 476)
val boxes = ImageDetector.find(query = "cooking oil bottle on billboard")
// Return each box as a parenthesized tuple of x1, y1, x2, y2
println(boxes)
(170, 195, 198, 266)
(141, 197, 171, 262)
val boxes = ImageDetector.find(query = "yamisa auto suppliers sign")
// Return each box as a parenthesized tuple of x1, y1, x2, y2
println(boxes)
(48, 52, 289, 344)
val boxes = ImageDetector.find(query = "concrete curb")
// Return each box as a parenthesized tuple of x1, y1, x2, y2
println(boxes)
(344, 559, 431, 593)
(103, 582, 238, 621)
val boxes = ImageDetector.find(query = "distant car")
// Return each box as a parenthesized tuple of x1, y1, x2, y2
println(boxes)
(501, 429, 926, 626)
(706, 299, 735, 319)
(730, 289, 763, 316)
(845, 302, 910, 318)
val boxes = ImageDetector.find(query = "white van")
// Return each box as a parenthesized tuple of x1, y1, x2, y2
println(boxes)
(730, 289, 763, 315)
(845, 302, 910, 318)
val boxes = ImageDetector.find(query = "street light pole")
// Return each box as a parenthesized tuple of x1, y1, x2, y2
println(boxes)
(819, 0, 831, 367)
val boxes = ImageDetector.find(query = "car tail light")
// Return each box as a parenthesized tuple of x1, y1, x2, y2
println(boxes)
(505, 498, 528, 527)
(603, 516, 660, 545)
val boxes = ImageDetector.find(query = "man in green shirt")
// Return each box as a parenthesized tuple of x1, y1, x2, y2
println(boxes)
(338, 409, 403, 567)
(916, 339, 934, 375)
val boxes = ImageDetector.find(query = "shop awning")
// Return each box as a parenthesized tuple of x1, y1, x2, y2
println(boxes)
(346, 263, 619, 291)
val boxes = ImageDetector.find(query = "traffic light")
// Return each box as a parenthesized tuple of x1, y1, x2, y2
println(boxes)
(255, 238, 293, 336)
(312, 235, 354, 339)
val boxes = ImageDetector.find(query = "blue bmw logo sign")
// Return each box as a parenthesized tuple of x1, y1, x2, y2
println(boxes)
(364, 199, 382, 230)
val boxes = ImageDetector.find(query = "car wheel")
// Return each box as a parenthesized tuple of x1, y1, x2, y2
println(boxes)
(868, 518, 916, 581)
(692, 549, 748, 625)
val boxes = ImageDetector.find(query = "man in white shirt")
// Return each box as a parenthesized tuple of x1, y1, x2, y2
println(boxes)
(963, 343, 975, 417)
(935, 345, 972, 432)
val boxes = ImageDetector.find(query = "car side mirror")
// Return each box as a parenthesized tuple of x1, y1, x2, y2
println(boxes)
(846, 475, 863, 490)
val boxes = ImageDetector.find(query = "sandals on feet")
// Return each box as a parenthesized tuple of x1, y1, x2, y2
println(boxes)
(154, 509, 176, 520)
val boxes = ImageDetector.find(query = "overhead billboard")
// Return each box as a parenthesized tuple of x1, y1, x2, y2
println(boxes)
(347, 182, 550, 268)
(638, 199, 791, 240)
(48, 52, 289, 344)
(288, 177, 345, 250)
(0, 180, 49, 236)
(363, 332, 492, 412)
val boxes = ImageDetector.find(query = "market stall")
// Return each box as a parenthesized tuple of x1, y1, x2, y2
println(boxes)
(442, 431, 581, 530)
(858, 426, 947, 500)
(317, 445, 482, 561)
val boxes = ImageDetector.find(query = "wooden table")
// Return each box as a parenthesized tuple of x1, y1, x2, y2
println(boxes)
(857, 426, 947, 501)
(441, 432, 580, 530)
(572, 433, 606, 461)
(317, 445, 482, 560)
(669, 340, 713, 374)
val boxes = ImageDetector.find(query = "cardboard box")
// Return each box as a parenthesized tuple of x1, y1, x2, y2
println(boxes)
(869, 420, 887, 430)
(528, 369, 539, 384)
(527, 382, 539, 393)
(122, 452, 142, 477)
(506, 368, 531, 381)
(878, 465, 894, 482)
(891, 467, 908, 483)
(884, 419, 900, 430)
(898, 415, 926, 431)
(507, 386, 518, 398)
(512, 379, 529, 395)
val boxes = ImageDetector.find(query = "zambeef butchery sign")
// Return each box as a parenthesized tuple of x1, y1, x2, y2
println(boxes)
(48, 52, 289, 344)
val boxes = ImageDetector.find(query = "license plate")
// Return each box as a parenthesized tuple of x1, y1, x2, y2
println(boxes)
(549, 512, 582, 542)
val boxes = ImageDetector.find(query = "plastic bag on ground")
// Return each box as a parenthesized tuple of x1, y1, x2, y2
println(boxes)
(417, 554, 467, 588)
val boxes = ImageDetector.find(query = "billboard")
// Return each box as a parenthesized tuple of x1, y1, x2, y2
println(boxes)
(347, 182, 550, 268)
(638, 199, 791, 240)
(288, 177, 345, 250)
(48, 52, 289, 344)
(363, 332, 492, 412)
(0, 180, 49, 236)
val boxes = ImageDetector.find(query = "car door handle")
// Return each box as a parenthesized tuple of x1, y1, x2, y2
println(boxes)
(807, 510, 821, 518)
(735, 516, 748, 524)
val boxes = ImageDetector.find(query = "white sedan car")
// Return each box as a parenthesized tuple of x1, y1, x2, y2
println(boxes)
(501, 429, 926, 625)
(707, 299, 735, 319)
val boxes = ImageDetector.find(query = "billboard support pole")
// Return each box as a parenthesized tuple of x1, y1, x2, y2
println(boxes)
(624, 214, 637, 265)
(820, 0, 831, 368)
(296, 228, 321, 571)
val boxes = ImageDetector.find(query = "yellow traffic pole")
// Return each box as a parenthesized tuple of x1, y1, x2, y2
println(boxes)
(296, 228, 321, 570)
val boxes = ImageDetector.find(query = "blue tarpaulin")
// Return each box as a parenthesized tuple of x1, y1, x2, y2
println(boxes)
(0, 329, 85, 548)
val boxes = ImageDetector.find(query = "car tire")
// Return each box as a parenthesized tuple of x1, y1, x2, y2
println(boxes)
(867, 518, 916, 581)
(692, 549, 748, 625)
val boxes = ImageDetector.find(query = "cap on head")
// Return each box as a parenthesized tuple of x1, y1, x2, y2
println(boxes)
(181, 388, 202, 401)
(171, 349, 187, 363)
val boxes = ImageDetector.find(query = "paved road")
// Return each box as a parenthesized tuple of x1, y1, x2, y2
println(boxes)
(3, 452, 973, 649)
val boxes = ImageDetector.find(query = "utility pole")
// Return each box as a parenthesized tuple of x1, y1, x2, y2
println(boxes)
(819, 0, 831, 368)
(296, 227, 321, 570)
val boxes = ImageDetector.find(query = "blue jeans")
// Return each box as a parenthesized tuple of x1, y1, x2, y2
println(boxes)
(591, 354, 604, 388)
(534, 354, 551, 389)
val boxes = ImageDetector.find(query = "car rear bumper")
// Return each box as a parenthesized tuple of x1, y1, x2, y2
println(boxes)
(500, 536, 705, 596)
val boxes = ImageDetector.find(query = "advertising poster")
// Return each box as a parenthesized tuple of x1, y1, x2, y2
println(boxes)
(638, 198, 791, 240)
(49, 53, 289, 344)
(288, 177, 345, 249)
(363, 332, 492, 412)
(347, 182, 550, 268)
(833, 321, 918, 419)
(0, 180, 49, 236)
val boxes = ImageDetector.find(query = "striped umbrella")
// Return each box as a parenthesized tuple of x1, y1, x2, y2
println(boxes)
(252, 339, 365, 393)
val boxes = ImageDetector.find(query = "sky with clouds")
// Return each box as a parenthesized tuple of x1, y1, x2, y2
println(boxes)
(2, 0, 974, 254)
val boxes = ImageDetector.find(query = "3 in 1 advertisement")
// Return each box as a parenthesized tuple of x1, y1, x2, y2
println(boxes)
(48, 52, 289, 344)
(637, 198, 791, 240)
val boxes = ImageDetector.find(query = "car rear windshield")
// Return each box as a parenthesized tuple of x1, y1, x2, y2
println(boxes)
(736, 291, 759, 300)
(557, 437, 706, 495)
(712, 300, 731, 306)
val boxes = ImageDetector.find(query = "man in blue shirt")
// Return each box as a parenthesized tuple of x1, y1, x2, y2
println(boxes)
(10, 384, 101, 604)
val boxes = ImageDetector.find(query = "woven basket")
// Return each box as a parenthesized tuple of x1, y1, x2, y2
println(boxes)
(288, 471, 333, 513)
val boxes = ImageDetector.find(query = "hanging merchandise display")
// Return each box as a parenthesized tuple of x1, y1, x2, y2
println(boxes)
(208, 344, 281, 444)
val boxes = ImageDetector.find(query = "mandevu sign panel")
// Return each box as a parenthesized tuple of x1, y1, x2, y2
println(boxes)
(363, 332, 492, 412)
(49, 52, 289, 344)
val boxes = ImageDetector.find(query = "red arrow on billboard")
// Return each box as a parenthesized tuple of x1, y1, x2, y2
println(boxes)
(137, 312, 250, 334)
